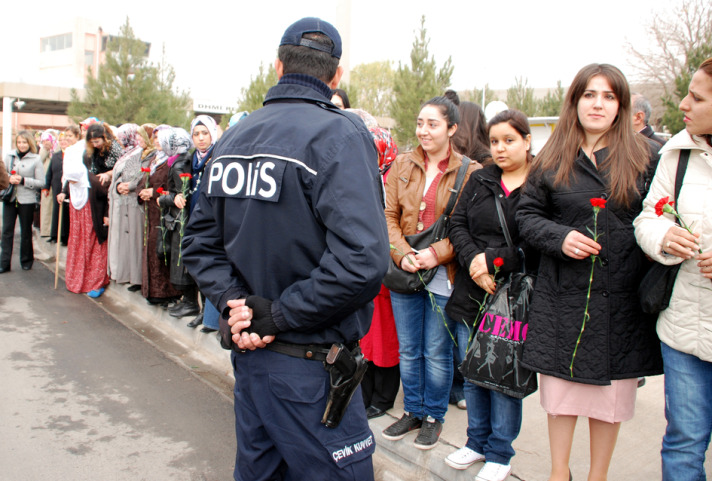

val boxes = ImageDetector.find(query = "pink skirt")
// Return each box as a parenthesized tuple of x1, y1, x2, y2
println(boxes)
(539, 374, 638, 423)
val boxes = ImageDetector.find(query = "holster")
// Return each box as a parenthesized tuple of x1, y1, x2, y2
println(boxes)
(321, 343, 368, 429)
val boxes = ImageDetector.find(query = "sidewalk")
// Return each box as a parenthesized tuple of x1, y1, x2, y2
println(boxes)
(34, 232, 710, 480)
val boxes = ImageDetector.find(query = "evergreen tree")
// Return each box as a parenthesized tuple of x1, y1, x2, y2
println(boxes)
(68, 18, 191, 127)
(390, 16, 453, 149)
(506, 77, 537, 116)
(661, 43, 712, 134)
(461, 84, 498, 107)
(237, 63, 279, 113)
(536, 81, 566, 116)
(349, 61, 395, 118)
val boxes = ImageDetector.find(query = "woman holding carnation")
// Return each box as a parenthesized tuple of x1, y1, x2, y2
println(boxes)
(382, 96, 479, 449)
(137, 125, 181, 305)
(1, 131, 44, 272)
(444, 109, 536, 481)
(633, 56, 712, 481)
(157, 127, 199, 318)
(516, 64, 663, 481)
(107, 123, 144, 288)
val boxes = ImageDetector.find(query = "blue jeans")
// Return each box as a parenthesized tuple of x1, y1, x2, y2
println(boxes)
(661, 342, 712, 481)
(391, 290, 455, 423)
(456, 321, 523, 465)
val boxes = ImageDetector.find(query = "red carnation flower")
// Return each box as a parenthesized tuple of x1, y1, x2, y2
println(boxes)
(11, 170, 16, 175)
(590, 198, 607, 209)
(156, 187, 166, 195)
(141, 167, 150, 173)
(179, 173, 192, 179)
(493, 257, 504, 268)
(655, 196, 674, 217)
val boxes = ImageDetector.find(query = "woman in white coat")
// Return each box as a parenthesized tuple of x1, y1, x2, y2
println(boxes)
(634, 56, 712, 481)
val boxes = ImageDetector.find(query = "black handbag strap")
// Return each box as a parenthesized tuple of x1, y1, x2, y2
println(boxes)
(673, 150, 690, 225)
(494, 194, 514, 248)
(442, 156, 471, 217)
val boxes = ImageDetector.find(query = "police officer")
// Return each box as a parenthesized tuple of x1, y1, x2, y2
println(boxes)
(182, 17, 389, 481)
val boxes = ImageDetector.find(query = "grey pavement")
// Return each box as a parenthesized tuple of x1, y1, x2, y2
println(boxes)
(29, 230, 712, 480)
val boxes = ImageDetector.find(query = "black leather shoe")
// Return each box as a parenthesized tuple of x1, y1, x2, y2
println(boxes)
(167, 300, 184, 313)
(0, 266, 9, 274)
(47, 238, 57, 243)
(169, 302, 200, 318)
(127, 284, 141, 292)
(21, 265, 31, 271)
(187, 312, 204, 328)
(366, 405, 387, 419)
(200, 327, 217, 333)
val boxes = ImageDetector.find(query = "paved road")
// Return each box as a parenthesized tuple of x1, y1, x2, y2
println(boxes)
(0, 261, 236, 481)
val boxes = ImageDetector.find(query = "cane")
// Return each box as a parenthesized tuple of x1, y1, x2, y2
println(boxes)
(54, 200, 64, 289)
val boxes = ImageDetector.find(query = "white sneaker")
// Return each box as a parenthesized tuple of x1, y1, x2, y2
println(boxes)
(444, 446, 485, 470)
(457, 399, 467, 410)
(475, 461, 512, 481)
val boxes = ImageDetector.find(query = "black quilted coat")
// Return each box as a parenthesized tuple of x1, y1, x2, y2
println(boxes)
(516, 148, 663, 384)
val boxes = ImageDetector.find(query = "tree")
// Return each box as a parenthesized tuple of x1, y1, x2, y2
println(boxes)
(349, 61, 395, 118)
(390, 16, 453, 149)
(506, 77, 537, 116)
(236, 63, 279, 113)
(68, 18, 192, 127)
(661, 44, 712, 133)
(627, 0, 712, 132)
(460, 84, 498, 107)
(535, 81, 566, 116)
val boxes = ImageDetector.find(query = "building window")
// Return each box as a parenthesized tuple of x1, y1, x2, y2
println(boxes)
(85, 50, 94, 68)
(41, 33, 73, 52)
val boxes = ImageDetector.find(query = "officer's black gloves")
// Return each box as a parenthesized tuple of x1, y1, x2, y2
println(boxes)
(245, 296, 280, 338)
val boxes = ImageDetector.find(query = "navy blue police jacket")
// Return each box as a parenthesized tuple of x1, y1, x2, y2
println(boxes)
(182, 74, 390, 347)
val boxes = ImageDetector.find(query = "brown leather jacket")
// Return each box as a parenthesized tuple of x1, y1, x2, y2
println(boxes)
(384, 145, 481, 283)
(0, 159, 9, 190)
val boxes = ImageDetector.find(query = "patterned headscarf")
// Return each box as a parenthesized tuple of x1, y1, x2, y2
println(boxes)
(190, 115, 218, 151)
(369, 127, 399, 172)
(40, 130, 59, 152)
(117, 123, 139, 149)
(158, 127, 193, 157)
(228, 111, 249, 128)
(137, 125, 156, 160)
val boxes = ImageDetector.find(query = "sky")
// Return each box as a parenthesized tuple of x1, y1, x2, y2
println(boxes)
(0, 0, 675, 109)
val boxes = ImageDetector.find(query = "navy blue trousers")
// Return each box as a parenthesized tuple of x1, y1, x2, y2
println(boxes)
(231, 348, 375, 481)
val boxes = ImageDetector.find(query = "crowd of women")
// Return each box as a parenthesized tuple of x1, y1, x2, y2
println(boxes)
(0, 114, 243, 333)
(2, 57, 711, 481)
(377, 59, 712, 481)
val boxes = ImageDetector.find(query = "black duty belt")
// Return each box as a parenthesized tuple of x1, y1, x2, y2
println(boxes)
(265, 341, 358, 361)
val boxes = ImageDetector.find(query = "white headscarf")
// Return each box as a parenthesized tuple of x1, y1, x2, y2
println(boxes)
(62, 140, 90, 210)
(190, 115, 218, 151)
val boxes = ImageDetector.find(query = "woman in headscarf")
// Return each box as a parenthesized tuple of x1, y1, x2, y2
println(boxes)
(39, 130, 60, 237)
(106, 123, 145, 289)
(157, 127, 200, 319)
(61, 141, 109, 297)
(85, 123, 122, 185)
(137, 125, 181, 305)
(184, 115, 220, 331)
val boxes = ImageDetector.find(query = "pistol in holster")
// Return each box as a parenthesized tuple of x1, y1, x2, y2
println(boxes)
(321, 343, 368, 429)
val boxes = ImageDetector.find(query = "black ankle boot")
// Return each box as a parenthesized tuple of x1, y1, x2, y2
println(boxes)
(170, 301, 200, 318)
(187, 312, 204, 328)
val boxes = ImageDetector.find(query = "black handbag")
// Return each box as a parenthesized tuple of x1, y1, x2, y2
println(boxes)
(638, 149, 689, 315)
(382, 157, 470, 294)
(1, 157, 15, 202)
(460, 194, 538, 399)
